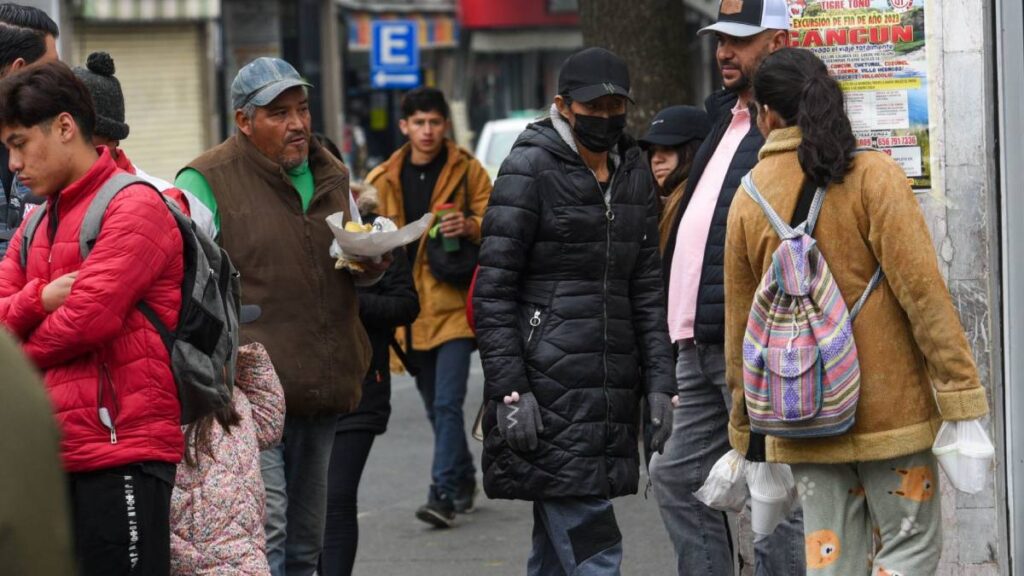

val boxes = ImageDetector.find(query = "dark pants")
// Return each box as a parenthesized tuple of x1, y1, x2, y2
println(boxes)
(321, 430, 376, 576)
(68, 463, 173, 576)
(410, 338, 476, 499)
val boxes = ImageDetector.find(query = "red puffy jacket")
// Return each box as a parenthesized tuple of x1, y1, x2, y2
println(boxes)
(0, 149, 184, 472)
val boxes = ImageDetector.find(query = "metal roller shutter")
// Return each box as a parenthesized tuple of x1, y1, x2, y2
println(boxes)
(74, 24, 207, 182)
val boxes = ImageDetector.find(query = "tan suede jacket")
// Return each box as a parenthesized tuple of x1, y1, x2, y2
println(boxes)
(724, 127, 989, 464)
(367, 140, 492, 352)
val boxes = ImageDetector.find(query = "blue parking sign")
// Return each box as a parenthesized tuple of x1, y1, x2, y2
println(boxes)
(371, 20, 421, 89)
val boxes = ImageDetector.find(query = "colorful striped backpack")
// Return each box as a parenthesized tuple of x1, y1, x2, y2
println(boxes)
(740, 172, 883, 438)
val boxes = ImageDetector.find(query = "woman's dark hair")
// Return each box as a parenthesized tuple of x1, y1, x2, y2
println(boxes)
(184, 403, 242, 468)
(0, 60, 95, 140)
(400, 87, 450, 120)
(752, 48, 856, 187)
(657, 139, 702, 196)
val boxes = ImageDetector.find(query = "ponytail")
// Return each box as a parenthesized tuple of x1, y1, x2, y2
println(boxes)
(753, 48, 856, 188)
(796, 75, 856, 188)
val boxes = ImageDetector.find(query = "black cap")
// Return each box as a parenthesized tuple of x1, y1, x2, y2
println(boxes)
(557, 47, 633, 103)
(639, 106, 711, 149)
(240, 305, 262, 324)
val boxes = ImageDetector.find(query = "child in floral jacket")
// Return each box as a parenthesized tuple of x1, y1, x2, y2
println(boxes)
(170, 342, 285, 575)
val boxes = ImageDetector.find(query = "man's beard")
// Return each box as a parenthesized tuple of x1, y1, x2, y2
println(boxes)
(725, 71, 751, 94)
(279, 131, 309, 169)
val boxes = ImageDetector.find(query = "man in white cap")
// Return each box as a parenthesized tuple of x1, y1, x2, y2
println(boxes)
(650, 0, 805, 574)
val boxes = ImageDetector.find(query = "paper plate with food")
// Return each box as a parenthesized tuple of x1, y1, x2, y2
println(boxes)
(326, 212, 432, 271)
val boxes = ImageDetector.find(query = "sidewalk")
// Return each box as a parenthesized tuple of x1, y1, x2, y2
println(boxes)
(352, 354, 677, 575)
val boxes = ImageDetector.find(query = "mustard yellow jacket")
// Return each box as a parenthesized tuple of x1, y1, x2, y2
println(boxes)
(724, 127, 989, 464)
(367, 140, 492, 351)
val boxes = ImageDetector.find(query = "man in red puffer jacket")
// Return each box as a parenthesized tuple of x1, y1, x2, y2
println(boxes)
(0, 62, 184, 576)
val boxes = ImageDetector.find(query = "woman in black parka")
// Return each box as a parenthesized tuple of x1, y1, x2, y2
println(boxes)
(473, 48, 676, 574)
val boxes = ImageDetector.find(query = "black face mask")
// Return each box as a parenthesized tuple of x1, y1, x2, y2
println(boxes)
(571, 113, 626, 153)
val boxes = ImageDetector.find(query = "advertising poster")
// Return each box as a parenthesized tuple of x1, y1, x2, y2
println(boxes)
(787, 0, 931, 188)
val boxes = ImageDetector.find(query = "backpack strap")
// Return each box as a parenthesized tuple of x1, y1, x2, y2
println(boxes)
(802, 184, 828, 236)
(741, 173, 800, 240)
(79, 173, 154, 261)
(850, 266, 885, 320)
(743, 170, 885, 321)
(18, 200, 48, 269)
(80, 173, 179, 348)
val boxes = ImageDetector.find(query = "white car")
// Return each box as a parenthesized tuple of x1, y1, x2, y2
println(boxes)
(474, 117, 534, 182)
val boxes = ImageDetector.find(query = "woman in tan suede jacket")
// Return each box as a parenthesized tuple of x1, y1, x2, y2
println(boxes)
(724, 48, 988, 575)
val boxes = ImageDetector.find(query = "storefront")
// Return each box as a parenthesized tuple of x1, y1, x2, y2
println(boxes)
(339, 1, 460, 176)
(68, 0, 221, 181)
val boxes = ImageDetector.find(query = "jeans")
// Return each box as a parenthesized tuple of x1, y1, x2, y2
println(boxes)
(321, 430, 376, 576)
(261, 414, 338, 576)
(528, 497, 623, 576)
(649, 343, 805, 575)
(410, 338, 476, 499)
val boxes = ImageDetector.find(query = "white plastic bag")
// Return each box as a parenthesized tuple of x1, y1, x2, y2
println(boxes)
(746, 461, 797, 536)
(694, 449, 749, 513)
(932, 419, 994, 494)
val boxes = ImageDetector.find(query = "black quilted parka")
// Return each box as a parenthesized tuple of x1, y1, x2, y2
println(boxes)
(473, 115, 675, 501)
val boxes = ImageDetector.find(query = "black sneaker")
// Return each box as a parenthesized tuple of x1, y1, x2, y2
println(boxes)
(453, 477, 477, 514)
(415, 489, 456, 528)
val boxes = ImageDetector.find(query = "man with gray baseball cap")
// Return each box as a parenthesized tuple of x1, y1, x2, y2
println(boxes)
(650, 0, 806, 574)
(176, 57, 385, 576)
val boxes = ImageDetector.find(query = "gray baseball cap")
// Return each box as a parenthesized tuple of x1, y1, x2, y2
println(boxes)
(231, 57, 313, 110)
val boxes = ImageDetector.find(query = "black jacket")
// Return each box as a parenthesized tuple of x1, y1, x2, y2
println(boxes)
(474, 118, 675, 501)
(336, 231, 420, 434)
(662, 90, 765, 344)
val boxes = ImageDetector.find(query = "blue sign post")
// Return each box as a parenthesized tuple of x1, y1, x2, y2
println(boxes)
(371, 20, 421, 90)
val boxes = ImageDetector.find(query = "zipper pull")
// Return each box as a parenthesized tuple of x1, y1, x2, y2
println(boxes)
(527, 309, 542, 342)
(606, 208, 615, 221)
(99, 407, 117, 444)
(376, 370, 383, 384)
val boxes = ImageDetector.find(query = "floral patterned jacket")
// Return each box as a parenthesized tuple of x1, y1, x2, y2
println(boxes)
(171, 343, 285, 575)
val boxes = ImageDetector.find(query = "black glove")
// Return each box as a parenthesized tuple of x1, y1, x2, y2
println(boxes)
(745, 431, 767, 463)
(496, 391, 544, 452)
(647, 393, 675, 454)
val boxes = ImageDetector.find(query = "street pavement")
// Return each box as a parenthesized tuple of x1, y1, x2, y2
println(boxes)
(352, 353, 678, 575)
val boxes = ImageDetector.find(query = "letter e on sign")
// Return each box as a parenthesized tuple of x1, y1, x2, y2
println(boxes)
(381, 26, 409, 66)
(371, 20, 419, 74)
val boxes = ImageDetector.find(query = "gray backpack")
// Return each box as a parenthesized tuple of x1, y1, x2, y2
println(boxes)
(20, 173, 240, 424)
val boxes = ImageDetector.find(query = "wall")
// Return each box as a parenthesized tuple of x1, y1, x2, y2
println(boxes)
(923, 0, 1006, 572)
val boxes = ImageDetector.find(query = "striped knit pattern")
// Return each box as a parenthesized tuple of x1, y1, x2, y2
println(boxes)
(742, 178, 862, 439)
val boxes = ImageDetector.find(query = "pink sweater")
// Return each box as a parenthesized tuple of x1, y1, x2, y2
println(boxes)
(170, 343, 285, 576)
(667, 101, 751, 342)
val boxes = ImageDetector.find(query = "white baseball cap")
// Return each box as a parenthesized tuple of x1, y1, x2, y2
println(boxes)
(698, 0, 791, 38)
